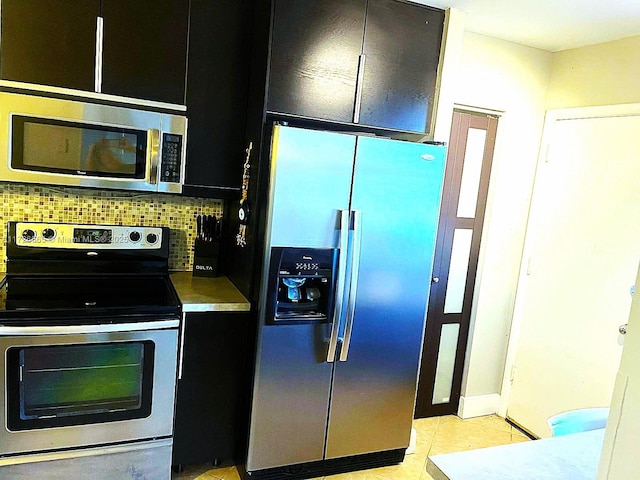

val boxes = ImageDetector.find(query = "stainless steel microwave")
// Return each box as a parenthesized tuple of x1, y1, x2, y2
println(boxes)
(0, 92, 187, 193)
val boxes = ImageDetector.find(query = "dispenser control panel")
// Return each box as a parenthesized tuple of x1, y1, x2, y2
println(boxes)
(267, 247, 337, 324)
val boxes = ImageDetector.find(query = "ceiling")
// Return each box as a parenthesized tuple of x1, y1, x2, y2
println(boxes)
(415, 0, 640, 52)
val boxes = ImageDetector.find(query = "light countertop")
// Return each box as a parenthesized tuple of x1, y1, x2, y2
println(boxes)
(427, 428, 605, 480)
(0, 272, 250, 313)
(170, 272, 251, 313)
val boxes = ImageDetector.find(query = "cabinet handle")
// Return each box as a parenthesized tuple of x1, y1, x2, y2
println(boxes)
(94, 16, 104, 93)
(178, 312, 187, 380)
(353, 54, 366, 124)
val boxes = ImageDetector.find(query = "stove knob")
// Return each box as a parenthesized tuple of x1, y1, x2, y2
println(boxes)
(42, 228, 56, 240)
(129, 231, 141, 243)
(22, 229, 36, 242)
(146, 232, 158, 245)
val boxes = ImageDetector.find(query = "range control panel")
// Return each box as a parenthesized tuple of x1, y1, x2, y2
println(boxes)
(15, 222, 163, 250)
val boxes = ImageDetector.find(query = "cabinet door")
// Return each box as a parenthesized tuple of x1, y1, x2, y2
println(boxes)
(359, 0, 444, 133)
(172, 312, 250, 465)
(0, 0, 100, 91)
(267, 0, 366, 123)
(183, 0, 252, 191)
(101, 0, 189, 104)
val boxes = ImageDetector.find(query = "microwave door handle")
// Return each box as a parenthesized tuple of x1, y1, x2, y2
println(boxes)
(147, 129, 160, 185)
(327, 209, 350, 363)
(339, 210, 362, 362)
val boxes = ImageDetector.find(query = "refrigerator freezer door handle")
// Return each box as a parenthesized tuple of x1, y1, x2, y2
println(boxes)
(327, 209, 350, 363)
(339, 210, 362, 362)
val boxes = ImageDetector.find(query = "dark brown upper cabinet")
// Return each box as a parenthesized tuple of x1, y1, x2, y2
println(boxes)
(267, 0, 367, 124)
(100, 0, 189, 105)
(0, 0, 189, 105)
(0, 0, 101, 92)
(266, 0, 445, 134)
(359, 0, 444, 133)
(181, 0, 253, 196)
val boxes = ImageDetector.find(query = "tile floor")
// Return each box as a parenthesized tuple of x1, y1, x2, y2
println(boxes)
(172, 414, 530, 480)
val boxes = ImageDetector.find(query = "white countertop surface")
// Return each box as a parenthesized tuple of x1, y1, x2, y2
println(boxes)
(1, 272, 251, 313)
(170, 272, 251, 313)
(427, 428, 605, 480)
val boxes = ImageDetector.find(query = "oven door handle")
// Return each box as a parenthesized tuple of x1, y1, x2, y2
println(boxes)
(0, 319, 179, 336)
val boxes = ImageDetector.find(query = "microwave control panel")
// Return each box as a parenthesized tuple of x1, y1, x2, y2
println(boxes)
(160, 133, 183, 183)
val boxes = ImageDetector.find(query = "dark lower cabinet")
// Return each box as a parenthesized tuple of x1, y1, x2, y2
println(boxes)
(172, 311, 252, 468)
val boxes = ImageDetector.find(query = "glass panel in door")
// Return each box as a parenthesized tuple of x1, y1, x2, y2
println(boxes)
(11, 116, 147, 178)
(7, 341, 154, 431)
(456, 128, 487, 218)
(443, 228, 474, 314)
(432, 323, 461, 404)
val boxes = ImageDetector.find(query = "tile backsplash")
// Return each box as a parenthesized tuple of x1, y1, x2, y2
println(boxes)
(0, 183, 223, 272)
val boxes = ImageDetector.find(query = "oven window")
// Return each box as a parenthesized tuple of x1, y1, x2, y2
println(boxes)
(11, 115, 147, 178)
(6, 341, 154, 431)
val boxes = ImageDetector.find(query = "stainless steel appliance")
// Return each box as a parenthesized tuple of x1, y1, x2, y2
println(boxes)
(246, 125, 446, 478)
(0, 222, 181, 478)
(0, 91, 187, 193)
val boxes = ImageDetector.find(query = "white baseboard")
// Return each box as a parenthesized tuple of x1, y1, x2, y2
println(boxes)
(406, 427, 417, 455)
(457, 394, 501, 419)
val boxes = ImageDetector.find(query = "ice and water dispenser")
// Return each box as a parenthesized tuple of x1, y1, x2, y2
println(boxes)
(266, 247, 337, 324)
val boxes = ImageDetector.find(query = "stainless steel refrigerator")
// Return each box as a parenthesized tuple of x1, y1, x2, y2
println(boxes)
(246, 125, 446, 478)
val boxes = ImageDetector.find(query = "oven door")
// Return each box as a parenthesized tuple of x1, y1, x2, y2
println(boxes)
(0, 320, 178, 456)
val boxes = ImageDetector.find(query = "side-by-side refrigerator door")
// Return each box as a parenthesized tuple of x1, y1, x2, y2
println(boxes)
(325, 137, 446, 459)
(247, 126, 356, 472)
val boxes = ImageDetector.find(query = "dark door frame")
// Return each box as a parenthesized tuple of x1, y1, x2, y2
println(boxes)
(415, 110, 498, 418)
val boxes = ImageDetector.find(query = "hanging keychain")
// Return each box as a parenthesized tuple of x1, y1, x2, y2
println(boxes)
(236, 142, 252, 247)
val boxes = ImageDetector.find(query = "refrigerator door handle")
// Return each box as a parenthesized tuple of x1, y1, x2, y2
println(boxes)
(339, 210, 362, 362)
(327, 209, 350, 363)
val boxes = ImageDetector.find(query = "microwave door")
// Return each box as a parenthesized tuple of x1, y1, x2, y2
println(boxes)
(21, 122, 84, 171)
(15, 116, 149, 178)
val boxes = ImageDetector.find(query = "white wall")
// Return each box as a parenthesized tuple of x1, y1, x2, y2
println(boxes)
(546, 35, 640, 109)
(431, 26, 640, 420)
(499, 35, 640, 421)
(451, 33, 553, 416)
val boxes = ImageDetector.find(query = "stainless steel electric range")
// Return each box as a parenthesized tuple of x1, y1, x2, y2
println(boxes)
(0, 221, 180, 479)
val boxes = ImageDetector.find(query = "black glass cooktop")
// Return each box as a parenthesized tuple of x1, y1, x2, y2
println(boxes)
(0, 275, 180, 323)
